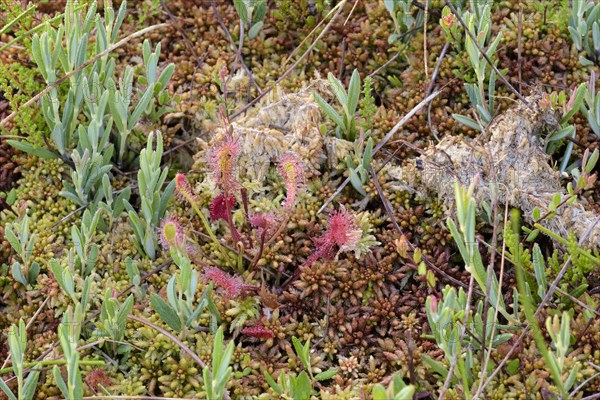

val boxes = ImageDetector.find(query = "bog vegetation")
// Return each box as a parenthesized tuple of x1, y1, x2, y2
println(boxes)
(0, 0, 599, 399)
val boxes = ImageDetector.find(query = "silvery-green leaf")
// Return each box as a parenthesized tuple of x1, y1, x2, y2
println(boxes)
(313, 92, 345, 131)
(7, 140, 57, 160)
(328, 72, 348, 108)
(253, 0, 267, 23)
(452, 114, 482, 131)
(0, 377, 17, 400)
(150, 293, 181, 332)
(349, 168, 367, 196)
(233, 0, 248, 22)
(248, 21, 263, 39)
(82, 2, 97, 33)
(29, 262, 40, 284)
(53, 365, 69, 399)
(5, 226, 21, 254)
(486, 32, 502, 60)
(157, 63, 175, 92)
(23, 363, 41, 400)
(579, 55, 594, 66)
(383, 0, 396, 14)
(347, 69, 361, 116)
(128, 83, 155, 130)
(11, 262, 28, 285)
(144, 232, 155, 260)
(315, 369, 337, 381)
(111, 0, 127, 42)
(488, 69, 496, 114)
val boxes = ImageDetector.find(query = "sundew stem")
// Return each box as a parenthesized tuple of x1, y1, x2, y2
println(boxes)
(189, 201, 233, 266)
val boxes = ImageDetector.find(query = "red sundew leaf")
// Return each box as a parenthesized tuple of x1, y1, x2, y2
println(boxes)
(175, 173, 197, 203)
(203, 266, 244, 298)
(302, 206, 362, 268)
(209, 194, 236, 221)
(277, 151, 305, 209)
(241, 324, 274, 339)
(207, 135, 241, 191)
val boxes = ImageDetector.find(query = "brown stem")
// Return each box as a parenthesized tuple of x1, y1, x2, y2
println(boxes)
(250, 231, 267, 271)
(241, 188, 253, 248)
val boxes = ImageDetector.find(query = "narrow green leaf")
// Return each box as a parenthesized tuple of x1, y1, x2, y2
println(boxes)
(5, 226, 21, 254)
(313, 92, 345, 131)
(565, 366, 580, 392)
(315, 369, 337, 381)
(0, 378, 17, 400)
(157, 63, 175, 91)
(23, 363, 41, 400)
(212, 326, 224, 375)
(347, 69, 361, 116)
(117, 295, 135, 334)
(292, 337, 310, 371)
(421, 354, 450, 379)
(150, 293, 182, 333)
(202, 368, 213, 399)
(452, 114, 482, 131)
(7, 140, 57, 160)
(486, 32, 502, 60)
(362, 137, 374, 170)
(248, 21, 263, 39)
(562, 83, 586, 124)
(532, 244, 547, 298)
(53, 366, 69, 398)
(264, 371, 282, 394)
(585, 149, 599, 173)
(327, 72, 348, 106)
(349, 167, 367, 196)
(128, 83, 155, 130)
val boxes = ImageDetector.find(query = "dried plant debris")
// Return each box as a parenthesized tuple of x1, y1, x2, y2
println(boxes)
(394, 93, 600, 247)
(196, 80, 333, 184)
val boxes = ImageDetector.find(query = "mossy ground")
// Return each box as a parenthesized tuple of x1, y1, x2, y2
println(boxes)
(0, 0, 599, 399)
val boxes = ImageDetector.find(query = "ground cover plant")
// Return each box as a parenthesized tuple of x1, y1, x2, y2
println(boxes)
(0, 0, 599, 399)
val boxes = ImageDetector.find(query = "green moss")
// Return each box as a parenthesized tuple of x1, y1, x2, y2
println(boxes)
(0, 62, 46, 146)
